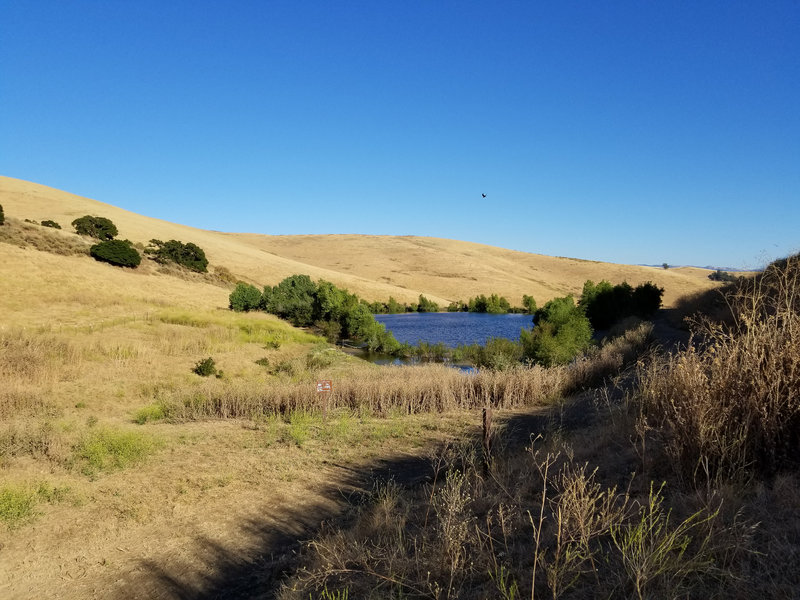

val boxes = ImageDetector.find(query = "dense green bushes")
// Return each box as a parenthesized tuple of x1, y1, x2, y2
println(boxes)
(89, 239, 141, 268)
(417, 294, 439, 313)
(579, 280, 664, 330)
(229, 283, 263, 312)
(375, 292, 534, 314)
(520, 295, 593, 366)
(41, 220, 61, 229)
(230, 275, 401, 353)
(708, 269, 740, 282)
(468, 293, 511, 313)
(145, 239, 209, 272)
(72, 215, 118, 240)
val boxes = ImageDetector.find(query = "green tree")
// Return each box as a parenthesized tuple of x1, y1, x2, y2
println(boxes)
(447, 300, 465, 312)
(0, 203, 4, 225)
(417, 294, 439, 313)
(387, 297, 406, 314)
(229, 282, 262, 312)
(265, 274, 318, 326)
(631, 282, 664, 317)
(485, 293, 511, 314)
(41, 220, 61, 229)
(520, 295, 592, 366)
(71, 215, 118, 240)
(521, 294, 537, 314)
(89, 239, 141, 268)
(145, 239, 209, 272)
(580, 279, 663, 329)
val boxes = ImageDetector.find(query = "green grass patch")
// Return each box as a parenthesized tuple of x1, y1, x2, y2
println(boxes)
(134, 403, 167, 424)
(0, 482, 73, 528)
(0, 486, 37, 528)
(287, 410, 318, 447)
(75, 427, 161, 476)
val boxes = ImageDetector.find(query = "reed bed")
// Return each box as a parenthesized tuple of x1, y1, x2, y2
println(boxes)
(156, 363, 570, 420)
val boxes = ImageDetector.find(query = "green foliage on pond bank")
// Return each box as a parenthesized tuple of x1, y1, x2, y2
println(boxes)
(579, 280, 664, 330)
(229, 276, 402, 354)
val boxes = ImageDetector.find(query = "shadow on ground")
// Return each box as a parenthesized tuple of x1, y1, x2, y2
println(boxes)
(112, 393, 604, 600)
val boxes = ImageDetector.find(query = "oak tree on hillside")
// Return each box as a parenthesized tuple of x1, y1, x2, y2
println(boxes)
(72, 215, 118, 240)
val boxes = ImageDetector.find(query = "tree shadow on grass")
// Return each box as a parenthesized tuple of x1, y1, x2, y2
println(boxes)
(114, 398, 600, 600)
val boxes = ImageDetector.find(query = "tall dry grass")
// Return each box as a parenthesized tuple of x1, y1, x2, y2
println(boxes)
(282, 437, 734, 600)
(637, 254, 800, 485)
(0, 217, 91, 256)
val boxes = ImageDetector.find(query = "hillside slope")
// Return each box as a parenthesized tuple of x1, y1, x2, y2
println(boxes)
(1, 176, 718, 306)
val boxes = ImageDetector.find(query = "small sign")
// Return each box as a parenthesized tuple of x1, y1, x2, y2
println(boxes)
(316, 380, 333, 394)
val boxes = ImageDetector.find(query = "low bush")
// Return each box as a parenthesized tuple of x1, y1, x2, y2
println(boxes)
(40, 220, 61, 229)
(145, 238, 209, 272)
(89, 239, 141, 268)
(71, 215, 118, 240)
(0, 203, 4, 225)
(580, 280, 664, 330)
(192, 357, 219, 377)
(521, 295, 593, 366)
(75, 428, 159, 476)
(229, 282, 263, 312)
(0, 486, 37, 528)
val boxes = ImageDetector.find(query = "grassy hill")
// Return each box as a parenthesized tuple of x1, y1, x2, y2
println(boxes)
(0, 175, 719, 307)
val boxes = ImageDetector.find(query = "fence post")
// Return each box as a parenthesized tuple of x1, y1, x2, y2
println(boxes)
(482, 406, 493, 472)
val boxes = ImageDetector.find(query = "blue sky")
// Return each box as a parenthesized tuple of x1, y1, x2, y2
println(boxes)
(2, 1, 798, 269)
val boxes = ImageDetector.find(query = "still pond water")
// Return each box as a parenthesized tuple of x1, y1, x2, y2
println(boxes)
(374, 312, 534, 348)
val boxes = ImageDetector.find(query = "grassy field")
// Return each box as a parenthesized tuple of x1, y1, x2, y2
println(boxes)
(1, 177, 790, 599)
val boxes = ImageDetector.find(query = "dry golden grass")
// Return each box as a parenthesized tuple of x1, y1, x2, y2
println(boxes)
(1, 175, 721, 307)
(637, 254, 800, 486)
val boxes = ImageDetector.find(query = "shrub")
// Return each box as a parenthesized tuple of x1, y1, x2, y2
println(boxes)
(417, 294, 440, 313)
(192, 357, 218, 377)
(71, 215, 118, 240)
(75, 428, 159, 475)
(522, 294, 537, 314)
(0, 486, 37, 528)
(580, 280, 663, 329)
(41, 220, 61, 229)
(468, 293, 511, 314)
(145, 239, 209, 272)
(229, 282, 263, 312)
(521, 295, 593, 366)
(265, 274, 318, 325)
(89, 239, 141, 268)
(0, 203, 4, 225)
(708, 269, 739, 282)
(476, 337, 523, 370)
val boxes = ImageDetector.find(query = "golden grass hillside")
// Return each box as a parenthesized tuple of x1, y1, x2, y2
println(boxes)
(1, 175, 721, 307)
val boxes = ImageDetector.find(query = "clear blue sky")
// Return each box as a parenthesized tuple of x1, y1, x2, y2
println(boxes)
(2, 1, 798, 269)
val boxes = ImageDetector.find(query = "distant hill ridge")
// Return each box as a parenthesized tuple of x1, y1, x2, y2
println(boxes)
(0, 175, 720, 307)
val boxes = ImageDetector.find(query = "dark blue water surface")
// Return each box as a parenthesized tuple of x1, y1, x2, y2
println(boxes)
(374, 312, 534, 348)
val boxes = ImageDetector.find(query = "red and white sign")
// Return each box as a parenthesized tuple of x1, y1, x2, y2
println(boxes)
(316, 380, 333, 393)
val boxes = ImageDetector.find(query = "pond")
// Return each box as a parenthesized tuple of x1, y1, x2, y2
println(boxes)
(355, 312, 534, 368)
(375, 312, 534, 347)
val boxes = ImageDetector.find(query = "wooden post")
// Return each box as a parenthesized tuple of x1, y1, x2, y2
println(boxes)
(482, 406, 493, 472)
